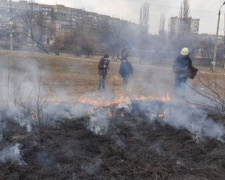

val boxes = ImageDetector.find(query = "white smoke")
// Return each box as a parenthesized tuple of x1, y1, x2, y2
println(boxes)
(0, 120, 6, 143)
(89, 109, 110, 135)
(116, 97, 132, 112)
(0, 57, 47, 132)
(0, 143, 27, 165)
(144, 101, 224, 140)
(163, 102, 224, 139)
(81, 160, 102, 175)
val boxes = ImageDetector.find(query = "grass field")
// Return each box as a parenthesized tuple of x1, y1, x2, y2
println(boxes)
(1, 49, 225, 102)
(1, 50, 225, 179)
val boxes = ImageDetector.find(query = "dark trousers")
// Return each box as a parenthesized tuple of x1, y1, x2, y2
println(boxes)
(98, 75, 106, 90)
(174, 77, 187, 96)
(122, 76, 129, 85)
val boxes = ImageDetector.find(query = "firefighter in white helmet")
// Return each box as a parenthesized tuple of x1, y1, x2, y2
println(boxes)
(173, 47, 192, 95)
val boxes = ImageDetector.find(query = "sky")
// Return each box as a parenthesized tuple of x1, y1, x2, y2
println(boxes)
(14, 0, 225, 35)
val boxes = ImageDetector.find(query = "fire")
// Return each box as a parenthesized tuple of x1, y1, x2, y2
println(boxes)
(121, 112, 125, 117)
(46, 94, 61, 104)
(190, 104, 196, 108)
(30, 93, 172, 119)
(78, 93, 171, 108)
(31, 111, 38, 120)
(134, 93, 171, 102)
(108, 112, 113, 118)
(158, 111, 167, 119)
(79, 96, 103, 106)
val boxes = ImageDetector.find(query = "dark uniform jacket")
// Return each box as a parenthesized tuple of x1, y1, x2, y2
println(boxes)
(98, 58, 110, 75)
(119, 61, 133, 77)
(173, 55, 192, 78)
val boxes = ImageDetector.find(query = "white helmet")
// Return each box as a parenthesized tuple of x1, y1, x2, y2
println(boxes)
(180, 47, 189, 55)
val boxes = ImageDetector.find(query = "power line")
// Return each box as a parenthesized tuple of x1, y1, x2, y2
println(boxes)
(128, 0, 217, 14)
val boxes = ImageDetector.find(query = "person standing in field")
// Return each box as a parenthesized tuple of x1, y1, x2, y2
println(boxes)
(119, 57, 133, 85)
(210, 61, 215, 73)
(173, 47, 192, 95)
(98, 54, 110, 90)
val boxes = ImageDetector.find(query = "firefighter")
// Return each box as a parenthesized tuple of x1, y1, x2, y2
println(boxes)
(98, 54, 110, 90)
(173, 47, 192, 95)
(119, 57, 133, 85)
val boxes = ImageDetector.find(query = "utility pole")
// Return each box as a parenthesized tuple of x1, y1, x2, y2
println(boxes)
(224, 13, 225, 44)
(9, 0, 13, 50)
(224, 13, 225, 69)
(213, 2, 225, 69)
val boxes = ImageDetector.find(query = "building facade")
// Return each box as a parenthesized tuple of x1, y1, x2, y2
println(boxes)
(0, 0, 9, 32)
(0, 0, 139, 46)
(169, 16, 200, 36)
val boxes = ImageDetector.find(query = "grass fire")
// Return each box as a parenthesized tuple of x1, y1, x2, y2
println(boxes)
(1, 50, 225, 180)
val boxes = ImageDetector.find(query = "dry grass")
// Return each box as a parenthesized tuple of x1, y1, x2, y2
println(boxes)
(1, 50, 225, 99)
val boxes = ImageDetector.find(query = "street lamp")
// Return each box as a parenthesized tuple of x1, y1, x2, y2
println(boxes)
(213, 1, 225, 69)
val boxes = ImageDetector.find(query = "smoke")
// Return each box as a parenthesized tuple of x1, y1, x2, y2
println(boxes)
(111, 134, 125, 148)
(0, 119, 7, 143)
(0, 56, 47, 131)
(70, 103, 92, 119)
(116, 97, 132, 112)
(36, 151, 59, 168)
(163, 102, 224, 139)
(140, 100, 224, 140)
(81, 160, 102, 175)
(0, 143, 26, 165)
(89, 108, 110, 135)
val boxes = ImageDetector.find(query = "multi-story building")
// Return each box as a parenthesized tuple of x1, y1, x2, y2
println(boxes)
(0, 0, 9, 31)
(169, 16, 200, 36)
(169, 17, 179, 36)
(190, 18, 200, 34)
(0, 0, 139, 46)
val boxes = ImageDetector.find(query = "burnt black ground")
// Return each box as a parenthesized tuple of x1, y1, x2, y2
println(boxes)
(0, 106, 225, 180)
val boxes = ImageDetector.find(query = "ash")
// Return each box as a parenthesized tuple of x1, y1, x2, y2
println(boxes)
(0, 100, 225, 180)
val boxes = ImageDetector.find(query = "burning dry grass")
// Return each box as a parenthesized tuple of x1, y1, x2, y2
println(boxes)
(1, 51, 225, 179)
(1, 107, 225, 180)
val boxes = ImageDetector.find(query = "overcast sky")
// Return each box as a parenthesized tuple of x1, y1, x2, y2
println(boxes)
(15, 0, 225, 35)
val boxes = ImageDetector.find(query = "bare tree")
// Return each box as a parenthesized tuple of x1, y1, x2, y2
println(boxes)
(159, 13, 166, 38)
(187, 72, 225, 121)
(179, 0, 191, 35)
(52, 21, 99, 57)
(198, 38, 214, 59)
(15, 1, 50, 54)
(167, 0, 199, 54)
(139, 2, 150, 33)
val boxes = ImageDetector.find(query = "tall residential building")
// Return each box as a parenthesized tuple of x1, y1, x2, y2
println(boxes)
(0, 0, 9, 31)
(169, 17, 179, 36)
(190, 18, 200, 34)
(169, 16, 200, 36)
(0, 0, 140, 45)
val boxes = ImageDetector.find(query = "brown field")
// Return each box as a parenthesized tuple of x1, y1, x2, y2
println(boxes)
(0, 50, 175, 98)
(1, 50, 225, 180)
(1, 49, 225, 101)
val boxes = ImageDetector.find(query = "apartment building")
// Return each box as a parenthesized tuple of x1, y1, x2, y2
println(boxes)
(169, 16, 200, 36)
(0, 0, 139, 45)
(0, 0, 9, 31)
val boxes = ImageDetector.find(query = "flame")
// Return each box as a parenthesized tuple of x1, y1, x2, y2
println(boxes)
(46, 94, 61, 104)
(31, 111, 38, 120)
(78, 93, 171, 108)
(158, 111, 167, 119)
(30, 93, 172, 118)
(79, 96, 103, 106)
(191, 104, 196, 108)
(108, 111, 113, 118)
